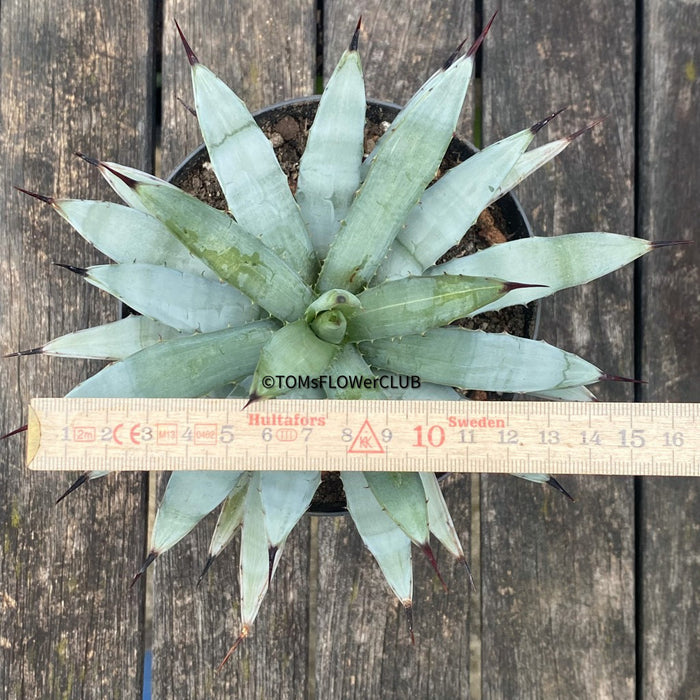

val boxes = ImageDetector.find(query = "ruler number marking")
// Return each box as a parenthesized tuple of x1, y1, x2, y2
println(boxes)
(413, 425, 445, 448)
(619, 429, 645, 448)
(539, 430, 560, 445)
(459, 429, 475, 444)
(220, 425, 234, 443)
(498, 429, 518, 445)
(581, 431, 602, 446)
(663, 432, 684, 447)
(28, 399, 697, 475)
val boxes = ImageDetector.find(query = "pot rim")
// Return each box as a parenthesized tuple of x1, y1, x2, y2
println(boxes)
(166, 95, 404, 182)
(166, 95, 540, 517)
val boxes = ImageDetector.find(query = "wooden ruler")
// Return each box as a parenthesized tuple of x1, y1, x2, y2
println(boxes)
(25, 398, 698, 475)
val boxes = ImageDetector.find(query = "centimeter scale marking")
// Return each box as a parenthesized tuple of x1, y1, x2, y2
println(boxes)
(26, 398, 698, 476)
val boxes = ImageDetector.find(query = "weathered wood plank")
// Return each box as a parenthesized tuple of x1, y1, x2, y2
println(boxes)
(316, 3, 477, 697)
(160, 0, 318, 176)
(0, 2, 152, 697)
(5, 6, 692, 699)
(316, 481, 475, 699)
(480, 2, 637, 697)
(325, 3, 474, 108)
(638, 0, 700, 696)
(151, 2, 317, 697)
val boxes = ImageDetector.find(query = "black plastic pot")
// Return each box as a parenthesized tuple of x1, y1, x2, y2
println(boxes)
(168, 96, 538, 515)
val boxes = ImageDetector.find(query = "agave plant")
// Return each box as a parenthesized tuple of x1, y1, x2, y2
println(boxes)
(13, 17, 676, 664)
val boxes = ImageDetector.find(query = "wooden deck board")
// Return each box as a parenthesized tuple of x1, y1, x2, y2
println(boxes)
(0, 2, 153, 697)
(480, 1, 638, 697)
(1, 1, 697, 698)
(151, 2, 317, 697)
(316, 4, 477, 697)
(638, 0, 700, 697)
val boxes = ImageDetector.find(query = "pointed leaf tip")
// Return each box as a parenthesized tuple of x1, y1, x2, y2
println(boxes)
(531, 107, 567, 134)
(14, 186, 54, 204)
(75, 153, 139, 188)
(421, 543, 448, 592)
(1, 424, 28, 441)
(98, 161, 139, 189)
(467, 10, 498, 58)
(53, 262, 87, 277)
(242, 393, 261, 410)
(462, 557, 476, 591)
(4, 346, 43, 358)
(74, 151, 101, 167)
(650, 239, 694, 248)
(600, 373, 647, 385)
(443, 36, 469, 69)
(567, 116, 606, 141)
(547, 476, 575, 502)
(55, 471, 89, 504)
(197, 556, 216, 586)
(503, 281, 549, 292)
(267, 545, 278, 585)
(130, 551, 158, 588)
(174, 19, 199, 66)
(403, 603, 415, 645)
(350, 16, 362, 51)
(218, 627, 249, 670)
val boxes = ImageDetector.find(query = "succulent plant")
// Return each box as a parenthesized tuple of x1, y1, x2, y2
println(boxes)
(12, 17, 678, 665)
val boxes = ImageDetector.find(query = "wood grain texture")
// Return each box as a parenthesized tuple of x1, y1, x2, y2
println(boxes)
(317, 3, 477, 696)
(0, 2, 152, 697)
(160, 0, 317, 176)
(152, 506, 313, 698)
(151, 2, 316, 697)
(637, 0, 700, 697)
(316, 479, 475, 699)
(480, 1, 637, 697)
(325, 1, 475, 137)
(3, 2, 697, 698)
(324, 3, 474, 103)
